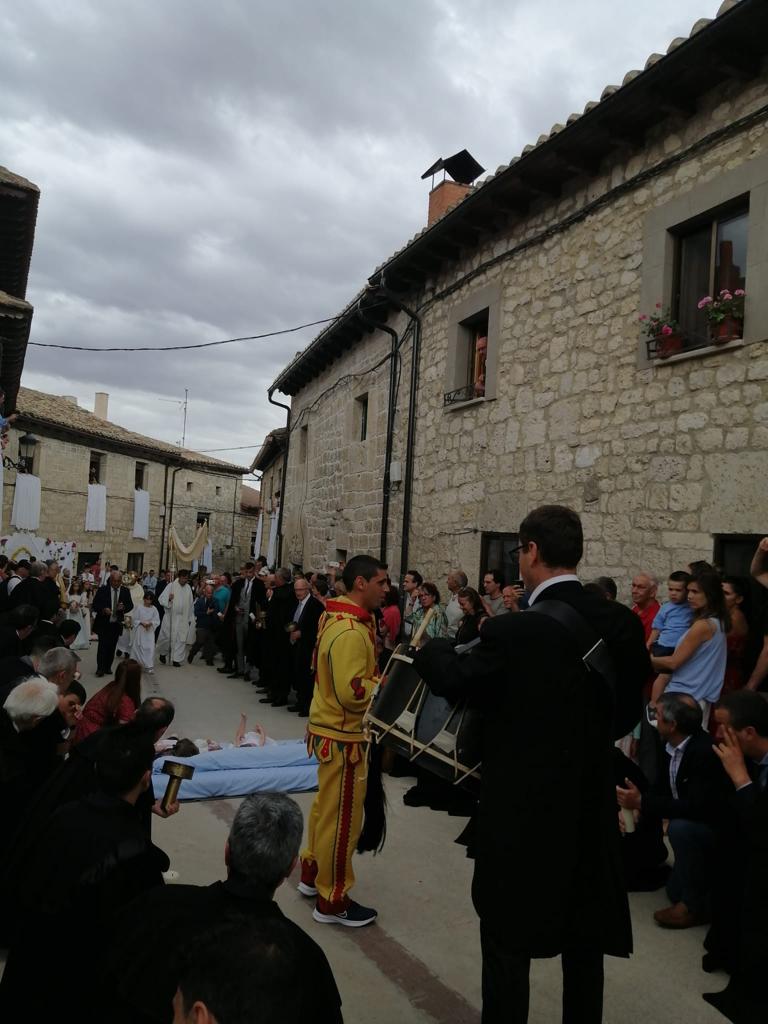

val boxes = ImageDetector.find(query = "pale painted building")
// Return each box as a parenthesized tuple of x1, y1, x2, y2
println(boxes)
(3, 387, 254, 574)
(270, 2, 768, 597)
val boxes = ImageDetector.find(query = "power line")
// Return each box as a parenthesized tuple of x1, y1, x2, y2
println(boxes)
(27, 316, 339, 352)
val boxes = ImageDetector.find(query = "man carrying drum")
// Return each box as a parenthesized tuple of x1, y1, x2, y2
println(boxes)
(297, 554, 388, 927)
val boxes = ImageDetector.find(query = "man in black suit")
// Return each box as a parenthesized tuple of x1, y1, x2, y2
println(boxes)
(259, 568, 296, 707)
(104, 793, 342, 1024)
(287, 576, 324, 716)
(0, 604, 38, 659)
(92, 568, 134, 676)
(225, 561, 267, 681)
(414, 504, 648, 1024)
(8, 560, 48, 618)
(617, 692, 729, 928)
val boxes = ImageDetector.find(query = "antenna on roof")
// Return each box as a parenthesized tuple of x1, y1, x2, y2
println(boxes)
(421, 149, 485, 189)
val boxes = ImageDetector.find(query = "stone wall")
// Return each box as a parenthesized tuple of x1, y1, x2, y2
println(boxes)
(279, 71, 768, 600)
(1, 426, 253, 573)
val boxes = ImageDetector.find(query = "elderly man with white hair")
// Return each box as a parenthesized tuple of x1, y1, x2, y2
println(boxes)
(0, 676, 59, 843)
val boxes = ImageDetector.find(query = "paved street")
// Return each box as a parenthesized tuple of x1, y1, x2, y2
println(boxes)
(7, 645, 729, 1022)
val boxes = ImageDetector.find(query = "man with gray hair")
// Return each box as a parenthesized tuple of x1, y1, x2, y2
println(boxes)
(445, 569, 468, 639)
(107, 793, 342, 1022)
(0, 677, 59, 842)
(617, 692, 731, 930)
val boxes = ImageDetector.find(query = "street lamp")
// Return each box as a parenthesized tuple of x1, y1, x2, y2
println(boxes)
(3, 432, 38, 473)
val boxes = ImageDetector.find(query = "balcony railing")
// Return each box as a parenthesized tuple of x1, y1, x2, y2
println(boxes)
(646, 327, 741, 361)
(444, 384, 484, 406)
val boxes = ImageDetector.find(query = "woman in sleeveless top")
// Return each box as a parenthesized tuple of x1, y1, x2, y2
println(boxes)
(721, 576, 751, 695)
(650, 570, 729, 727)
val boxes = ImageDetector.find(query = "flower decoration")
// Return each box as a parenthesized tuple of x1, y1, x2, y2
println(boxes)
(698, 288, 745, 324)
(639, 305, 679, 340)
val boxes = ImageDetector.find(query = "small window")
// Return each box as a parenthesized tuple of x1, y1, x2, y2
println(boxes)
(126, 552, 144, 573)
(355, 394, 369, 442)
(479, 532, 520, 588)
(299, 425, 308, 464)
(89, 452, 104, 484)
(196, 511, 210, 527)
(335, 548, 347, 566)
(215, 485, 221, 496)
(672, 201, 748, 351)
(446, 310, 488, 405)
(186, 481, 192, 493)
(135, 462, 147, 489)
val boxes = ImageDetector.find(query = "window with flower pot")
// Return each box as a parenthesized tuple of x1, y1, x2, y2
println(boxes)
(672, 200, 748, 349)
(444, 283, 500, 408)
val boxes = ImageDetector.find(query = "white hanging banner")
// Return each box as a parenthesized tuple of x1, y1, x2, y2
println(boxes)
(85, 483, 107, 532)
(0, 533, 76, 573)
(133, 488, 150, 539)
(11, 473, 41, 531)
(266, 509, 278, 568)
(253, 510, 263, 558)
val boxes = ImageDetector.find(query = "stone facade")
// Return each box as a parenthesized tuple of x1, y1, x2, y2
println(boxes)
(3, 389, 254, 573)
(275, 33, 768, 600)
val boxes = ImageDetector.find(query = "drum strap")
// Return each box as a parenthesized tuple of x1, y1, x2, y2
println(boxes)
(527, 599, 617, 695)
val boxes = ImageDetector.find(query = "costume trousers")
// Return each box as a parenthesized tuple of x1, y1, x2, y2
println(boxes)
(300, 739, 367, 911)
(96, 625, 121, 673)
(480, 922, 604, 1024)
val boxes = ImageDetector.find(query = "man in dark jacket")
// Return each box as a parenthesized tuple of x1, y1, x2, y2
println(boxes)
(259, 568, 296, 707)
(617, 692, 730, 928)
(0, 603, 38, 658)
(413, 505, 648, 1024)
(92, 568, 134, 676)
(287, 576, 324, 716)
(105, 793, 341, 1024)
(224, 561, 267, 681)
(8, 560, 48, 617)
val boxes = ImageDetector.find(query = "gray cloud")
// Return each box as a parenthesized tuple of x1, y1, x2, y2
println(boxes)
(0, 0, 718, 465)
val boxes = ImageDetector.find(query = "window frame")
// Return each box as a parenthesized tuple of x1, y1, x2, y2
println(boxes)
(356, 393, 369, 442)
(638, 150, 768, 368)
(126, 552, 145, 573)
(479, 531, 521, 589)
(444, 282, 501, 410)
(134, 461, 147, 490)
(89, 451, 105, 485)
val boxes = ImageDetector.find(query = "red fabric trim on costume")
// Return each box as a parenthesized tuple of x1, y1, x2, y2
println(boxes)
(324, 598, 372, 624)
(350, 676, 365, 700)
(331, 757, 357, 906)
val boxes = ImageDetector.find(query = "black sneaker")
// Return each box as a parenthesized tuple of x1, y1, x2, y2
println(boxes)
(159, 656, 167, 665)
(313, 900, 377, 928)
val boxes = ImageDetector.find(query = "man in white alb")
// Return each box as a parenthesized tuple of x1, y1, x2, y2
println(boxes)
(157, 569, 195, 667)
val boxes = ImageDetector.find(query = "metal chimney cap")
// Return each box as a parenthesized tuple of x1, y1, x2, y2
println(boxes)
(421, 149, 485, 184)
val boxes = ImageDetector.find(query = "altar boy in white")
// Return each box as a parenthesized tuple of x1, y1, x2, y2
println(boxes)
(156, 569, 195, 666)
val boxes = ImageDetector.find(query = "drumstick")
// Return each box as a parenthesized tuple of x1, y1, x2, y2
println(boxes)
(411, 606, 436, 648)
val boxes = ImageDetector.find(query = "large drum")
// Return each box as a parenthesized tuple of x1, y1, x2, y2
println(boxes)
(365, 629, 482, 789)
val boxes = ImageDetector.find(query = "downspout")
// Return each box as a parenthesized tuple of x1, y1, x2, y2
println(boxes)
(356, 292, 399, 564)
(268, 389, 291, 567)
(374, 277, 421, 584)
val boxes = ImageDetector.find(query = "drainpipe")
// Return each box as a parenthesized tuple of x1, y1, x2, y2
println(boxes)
(268, 389, 291, 566)
(374, 277, 421, 585)
(356, 292, 399, 565)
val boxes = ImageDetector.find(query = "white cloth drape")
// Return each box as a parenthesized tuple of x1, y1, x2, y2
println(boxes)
(169, 522, 209, 564)
(253, 511, 263, 558)
(192, 543, 213, 573)
(133, 488, 150, 539)
(11, 473, 41, 530)
(85, 483, 107, 532)
(266, 509, 278, 568)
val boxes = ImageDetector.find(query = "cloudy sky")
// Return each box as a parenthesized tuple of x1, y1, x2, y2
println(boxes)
(2, 0, 718, 474)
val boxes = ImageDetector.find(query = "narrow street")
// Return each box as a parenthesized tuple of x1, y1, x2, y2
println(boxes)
(58, 647, 727, 1023)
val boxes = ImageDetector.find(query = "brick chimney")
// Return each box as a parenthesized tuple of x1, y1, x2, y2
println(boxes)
(94, 392, 109, 419)
(427, 180, 471, 227)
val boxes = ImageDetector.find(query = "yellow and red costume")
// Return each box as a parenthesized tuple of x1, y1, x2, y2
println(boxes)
(300, 596, 379, 913)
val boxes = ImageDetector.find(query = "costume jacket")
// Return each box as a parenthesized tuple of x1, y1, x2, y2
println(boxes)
(307, 596, 379, 745)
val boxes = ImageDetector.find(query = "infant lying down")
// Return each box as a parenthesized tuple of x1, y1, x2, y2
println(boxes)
(156, 713, 276, 757)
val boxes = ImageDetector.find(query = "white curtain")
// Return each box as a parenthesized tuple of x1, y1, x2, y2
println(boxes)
(253, 510, 263, 558)
(11, 473, 41, 530)
(192, 542, 213, 573)
(133, 488, 150, 538)
(266, 509, 278, 568)
(85, 483, 107, 532)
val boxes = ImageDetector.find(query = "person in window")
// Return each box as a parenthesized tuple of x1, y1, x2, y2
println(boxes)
(650, 571, 729, 727)
(481, 570, 505, 616)
(411, 582, 448, 646)
(455, 587, 486, 645)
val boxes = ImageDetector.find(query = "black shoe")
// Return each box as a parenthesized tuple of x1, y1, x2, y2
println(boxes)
(298, 710, 309, 718)
(217, 666, 232, 674)
(227, 672, 242, 679)
(95, 670, 106, 677)
(159, 656, 167, 665)
(288, 704, 301, 712)
(271, 698, 288, 707)
(205, 661, 214, 666)
(255, 687, 269, 694)
(187, 652, 194, 664)
(172, 661, 181, 667)
(259, 697, 273, 704)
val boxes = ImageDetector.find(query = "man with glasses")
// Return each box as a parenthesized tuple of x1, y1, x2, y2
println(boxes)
(414, 505, 648, 1024)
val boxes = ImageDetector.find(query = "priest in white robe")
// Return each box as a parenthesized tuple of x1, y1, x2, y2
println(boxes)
(156, 569, 195, 666)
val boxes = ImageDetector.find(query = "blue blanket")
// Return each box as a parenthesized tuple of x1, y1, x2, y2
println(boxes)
(152, 739, 318, 801)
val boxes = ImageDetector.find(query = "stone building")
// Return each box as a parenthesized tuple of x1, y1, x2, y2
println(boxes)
(0, 166, 39, 410)
(251, 427, 287, 564)
(3, 387, 253, 574)
(271, 1, 768, 596)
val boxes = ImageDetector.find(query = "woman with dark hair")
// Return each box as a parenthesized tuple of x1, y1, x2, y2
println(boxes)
(651, 571, 729, 725)
(74, 658, 142, 743)
(455, 586, 486, 645)
(411, 582, 448, 646)
(721, 576, 752, 695)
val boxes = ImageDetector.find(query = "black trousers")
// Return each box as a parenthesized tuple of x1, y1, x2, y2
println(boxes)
(480, 922, 604, 1024)
(96, 624, 122, 673)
